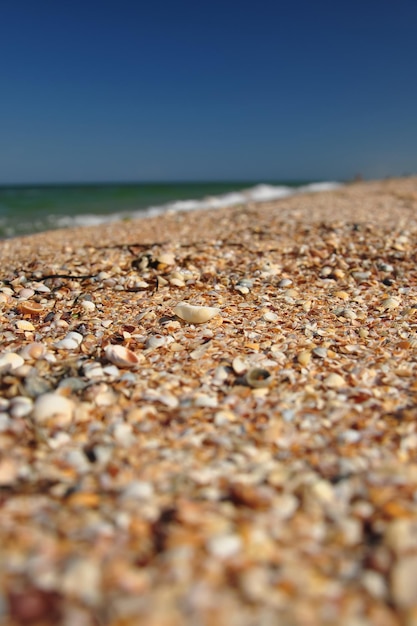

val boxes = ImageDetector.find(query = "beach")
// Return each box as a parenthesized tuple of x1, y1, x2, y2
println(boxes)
(1, 176, 417, 625)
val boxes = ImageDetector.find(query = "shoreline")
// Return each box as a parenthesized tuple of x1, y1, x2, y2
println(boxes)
(1, 176, 417, 624)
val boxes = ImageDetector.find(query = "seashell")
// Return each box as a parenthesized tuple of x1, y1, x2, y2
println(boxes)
(297, 350, 312, 366)
(83, 362, 105, 380)
(54, 331, 83, 350)
(18, 301, 44, 316)
(174, 302, 220, 324)
(18, 288, 35, 300)
(31, 281, 51, 293)
(312, 346, 327, 359)
(156, 252, 175, 266)
(235, 285, 249, 295)
(10, 396, 34, 418)
(15, 320, 35, 331)
(232, 357, 248, 375)
(20, 342, 47, 361)
(381, 297, 400, 311)
(324, 373, 346, 389)
(104, 344, 141, 368)
(263, 311, 278, 323)
(0, 352, 25, 373)
(245, 368, 273, 389)
(32, 392, 74, 425)
(337, 308, 357, 320)
(278, 278, 293, 288)
(81, 300, 96, 312)
(145, 334, 167, 349)
(169, 277, 186, 288)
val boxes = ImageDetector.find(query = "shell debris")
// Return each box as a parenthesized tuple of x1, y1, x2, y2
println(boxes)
(2, 177, 417, 624)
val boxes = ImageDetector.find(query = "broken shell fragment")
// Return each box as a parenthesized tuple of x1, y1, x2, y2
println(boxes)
(245, 368, 273, 389)
(18, 301, 44, 316)
(174, 302, 220, 324)
(104, 344, 141, 368)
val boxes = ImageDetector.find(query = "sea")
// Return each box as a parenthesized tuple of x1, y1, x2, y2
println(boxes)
(0, 180, 341, 239)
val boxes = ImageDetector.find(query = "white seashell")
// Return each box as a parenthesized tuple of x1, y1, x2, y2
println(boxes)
(54, 331, 83, 350)
(145, 334, 167, 349)
(174, 302, 220, 324)
(32, 393, 74, 424)
(31, 281, 51, 293)
(324, 373, 346, 389)
(10, 396, 34, 418)
(18, 288, 35, 300)
(0, 352, 25, 373)
(20, 342, 47, 361)
(232, 357, 248, 375)
(263, 311, 278, 323)
(83, 362, 105, 380)
(15, 320, 35, 331)
(381, 297, 400, 311)
(104, 344, 141, 368)
(81, 300, 96, 312)
(156, 253, 175, 266)
(169, 277, 186, 288)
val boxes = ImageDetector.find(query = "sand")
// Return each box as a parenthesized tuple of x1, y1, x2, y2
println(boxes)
(1, 176, 417, 625)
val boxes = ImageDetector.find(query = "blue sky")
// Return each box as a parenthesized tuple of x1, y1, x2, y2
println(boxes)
(1, 0, 416, 184)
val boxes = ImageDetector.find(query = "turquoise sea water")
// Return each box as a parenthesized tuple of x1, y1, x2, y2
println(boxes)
(0, 180, 338, 239)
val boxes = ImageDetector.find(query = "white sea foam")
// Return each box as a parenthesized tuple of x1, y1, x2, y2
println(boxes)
(53, 181, 341, 231)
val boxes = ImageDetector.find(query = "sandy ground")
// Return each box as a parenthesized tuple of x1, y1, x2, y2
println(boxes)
(1, 176, 417, 625)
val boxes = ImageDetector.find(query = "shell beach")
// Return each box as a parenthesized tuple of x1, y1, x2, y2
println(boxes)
(1, 176, 417, 625)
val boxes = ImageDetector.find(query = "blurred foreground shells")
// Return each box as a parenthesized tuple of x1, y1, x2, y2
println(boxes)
(104, 344, 141, 368)
(32, 392, 74, 424)
(174, 302, 220, 324)
(0, 352, 25, 372)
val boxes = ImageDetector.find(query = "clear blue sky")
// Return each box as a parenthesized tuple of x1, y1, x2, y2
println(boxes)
(1, 0, 416, 184)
